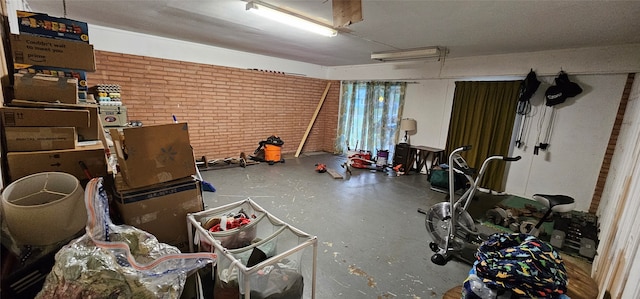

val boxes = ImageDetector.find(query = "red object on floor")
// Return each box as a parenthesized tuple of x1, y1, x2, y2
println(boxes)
(351, 151, 372, 169)
(315, 163, 327, 173)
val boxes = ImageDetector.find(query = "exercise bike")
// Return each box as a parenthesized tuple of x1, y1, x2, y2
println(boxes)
(418, 145, 576, 266)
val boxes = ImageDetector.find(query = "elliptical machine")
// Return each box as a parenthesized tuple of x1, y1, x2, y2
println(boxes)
(419, 145, 576, 265)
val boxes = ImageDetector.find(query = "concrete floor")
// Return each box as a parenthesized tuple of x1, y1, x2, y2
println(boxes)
(199, 152, 472, 299)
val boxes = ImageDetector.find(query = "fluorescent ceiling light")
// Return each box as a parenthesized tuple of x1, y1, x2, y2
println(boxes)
(246, 1, 337, 37)
(371, 47, 446, 62)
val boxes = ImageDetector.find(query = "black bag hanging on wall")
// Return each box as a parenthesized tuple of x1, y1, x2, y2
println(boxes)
(515, 69, 541, 148)
(518, 69, 541, 103)
(534, 71, 583, 155)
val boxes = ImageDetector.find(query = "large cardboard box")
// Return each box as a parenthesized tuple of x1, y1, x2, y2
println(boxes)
(14, 73, 78, 104)
(98, 105, 128, 127)
(4, 127, 76, 152)
(5, 101, 100, 141)
(113, 178, 204, 252)
(0, 106, 89, 127)
(17, 10, 90, 43)
(110, 123, 196, 190)
(6, 142, 107, 182)
(10, 34, 96, 71)
(77, 105, 100, 141)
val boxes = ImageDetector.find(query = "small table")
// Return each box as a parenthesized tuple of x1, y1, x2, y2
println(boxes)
(408, 145, 444, 175)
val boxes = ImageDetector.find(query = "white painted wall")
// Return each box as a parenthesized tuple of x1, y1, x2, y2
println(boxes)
(402, 79, 456, 149)
(86, 26, 330, 79)
(328, 44, 640, 80)
(505, 74, 627, 211)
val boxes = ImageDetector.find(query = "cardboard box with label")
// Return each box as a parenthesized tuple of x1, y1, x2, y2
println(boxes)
(17, 10, 90, 43)
(110, 123, 196, 190)
(10, 34, 96, 71)
(98, 105, 128, 127)
(6, 142, 107, 183)
(113, 178, 204, 252)
(1, 106, 89, 128)
(5, 102, 100, 141)
(14, 73, 78, 104)
(4, 127, 76, 152)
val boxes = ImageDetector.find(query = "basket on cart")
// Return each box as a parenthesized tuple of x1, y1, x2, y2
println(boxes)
(187, 199, 317, 299)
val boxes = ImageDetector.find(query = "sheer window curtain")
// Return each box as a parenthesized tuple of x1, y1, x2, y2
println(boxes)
(335, 82, 406, 158)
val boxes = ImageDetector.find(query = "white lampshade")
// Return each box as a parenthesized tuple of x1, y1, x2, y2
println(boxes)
(399, 118, 417, 144)
(400, 118, 417, 132)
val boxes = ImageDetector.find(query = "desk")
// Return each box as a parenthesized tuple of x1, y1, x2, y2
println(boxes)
(408, 145, 444, 175)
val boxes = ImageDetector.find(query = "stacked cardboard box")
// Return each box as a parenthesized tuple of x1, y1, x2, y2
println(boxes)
(112, 178, 203, 252)
(13, 66, 88, 100)
(0, 104, 107, 184)
(10, 33, 96, 72)
(13, 73, 78, 104)
(109, 123, 203, 252)
(5, 10, 203, 255)
(3, 12, 104, 184)
(0, 12, 105, 296)
(16, 10, 90, 43)
(13, 11, 93, 101)
(10, 12, 202, 253)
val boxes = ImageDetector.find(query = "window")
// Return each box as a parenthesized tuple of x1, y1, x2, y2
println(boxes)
(336, 81, 406, 158)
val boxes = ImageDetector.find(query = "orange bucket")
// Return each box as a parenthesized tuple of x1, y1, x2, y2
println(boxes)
(264, 144, 281, 162)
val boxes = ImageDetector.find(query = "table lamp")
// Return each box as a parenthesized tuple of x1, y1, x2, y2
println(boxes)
(400, 118, 417, 144)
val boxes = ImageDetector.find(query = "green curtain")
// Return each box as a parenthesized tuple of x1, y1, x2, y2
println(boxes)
(446, 81, 520, 191)
(335, 81, 406, 157)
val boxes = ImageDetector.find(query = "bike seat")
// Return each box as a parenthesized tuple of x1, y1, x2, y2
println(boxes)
(532, 194, 576, 213)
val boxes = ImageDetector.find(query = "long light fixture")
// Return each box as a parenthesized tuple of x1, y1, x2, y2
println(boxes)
(246, 1, 337, 37)
(371, 46, 446, 62)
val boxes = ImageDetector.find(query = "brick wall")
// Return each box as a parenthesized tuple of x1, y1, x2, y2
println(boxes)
(589, 73, 635, 213)
(88, 51, 340, 159)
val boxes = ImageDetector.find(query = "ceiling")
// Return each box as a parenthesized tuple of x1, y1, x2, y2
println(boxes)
(22, 0, 640, 67)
